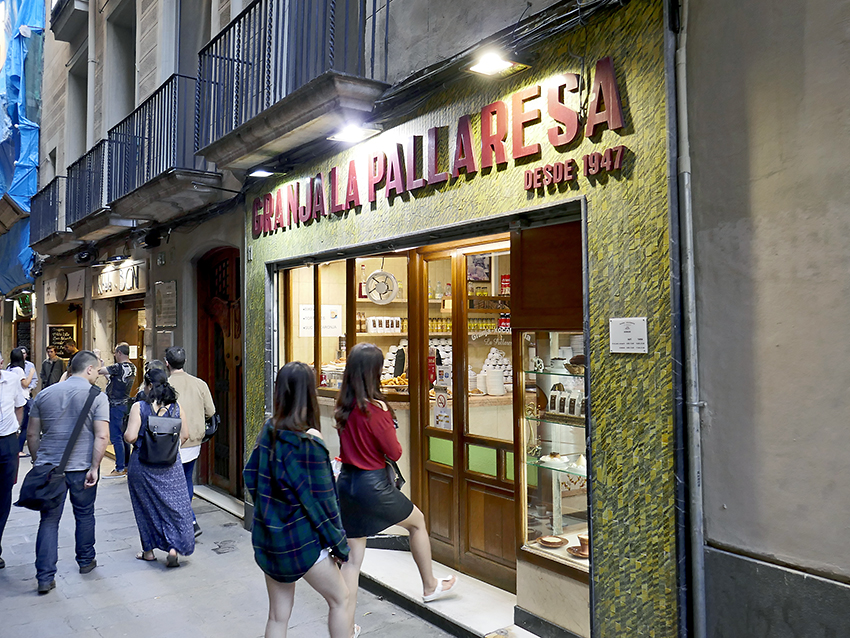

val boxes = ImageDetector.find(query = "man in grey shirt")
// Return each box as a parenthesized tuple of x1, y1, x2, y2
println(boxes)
(26, 350, 109, 594)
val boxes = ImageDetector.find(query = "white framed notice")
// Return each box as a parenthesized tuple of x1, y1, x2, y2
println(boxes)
(609, 317, 649, 354)
(433, 386, 452, 430)
(299, 304, 343, 338)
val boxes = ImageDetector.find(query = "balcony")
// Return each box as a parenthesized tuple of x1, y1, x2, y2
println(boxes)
(66, 140, 137, 241)
(50, 0, 89, 43)
(30, 177, 80, 255)
(107, 74, 223, 223)
(196, 0, 387, 170)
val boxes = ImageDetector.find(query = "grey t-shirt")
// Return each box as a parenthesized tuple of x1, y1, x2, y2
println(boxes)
(30, 376, 110, 472)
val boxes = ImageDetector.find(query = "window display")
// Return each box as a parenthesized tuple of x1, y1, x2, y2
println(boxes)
(519, 330, 588, 570)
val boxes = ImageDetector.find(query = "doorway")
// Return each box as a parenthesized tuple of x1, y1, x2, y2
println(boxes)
(197, 247, 244, 498)
(115, 295, 145, 397)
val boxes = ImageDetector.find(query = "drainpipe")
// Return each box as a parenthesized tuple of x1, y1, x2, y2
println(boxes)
(675, 1, 707, 637)
(86, 0, 96, 146)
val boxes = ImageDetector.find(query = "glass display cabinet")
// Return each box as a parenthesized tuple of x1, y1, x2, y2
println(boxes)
(518, 330, 589, 569)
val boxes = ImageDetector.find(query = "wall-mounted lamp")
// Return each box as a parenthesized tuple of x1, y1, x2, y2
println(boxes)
(328, 124, 382, 144)
(466, 50, 531, 78)
(248, 168, 275, 178)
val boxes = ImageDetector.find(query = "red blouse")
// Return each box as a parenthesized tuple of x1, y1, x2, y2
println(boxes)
(338, 404, 403, 470)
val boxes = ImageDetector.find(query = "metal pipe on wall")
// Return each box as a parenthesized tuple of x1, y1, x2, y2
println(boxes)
(675, 0, 707, 636)
(87, 0, 96, 146)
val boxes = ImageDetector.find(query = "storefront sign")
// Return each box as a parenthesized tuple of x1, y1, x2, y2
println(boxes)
(609, 317, 648, 354)
(93, 260, 147, 299)
(252, 56, 630, 238)
(66, 270, 85, 300)
(299, 304, 343, 338)
(44, 275, 68, 304)
(48, 324, 76, 351)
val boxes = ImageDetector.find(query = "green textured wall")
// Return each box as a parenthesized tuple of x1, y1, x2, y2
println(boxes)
(244, 1, 677, 635)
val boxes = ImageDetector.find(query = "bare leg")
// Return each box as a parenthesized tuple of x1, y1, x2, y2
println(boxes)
(340, 537, 367, 637)
(264, 573, 296, 638)
(302, 555, 350, 638)
(396, 506, 456, 597)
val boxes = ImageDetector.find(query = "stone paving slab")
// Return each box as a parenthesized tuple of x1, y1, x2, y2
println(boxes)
(0, 457, 451, 637)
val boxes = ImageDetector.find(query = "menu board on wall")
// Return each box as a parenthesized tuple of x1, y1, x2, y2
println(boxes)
(48, 324, 76, 352)
(15, 320, 31, 351)
(156, 330, 174, 360)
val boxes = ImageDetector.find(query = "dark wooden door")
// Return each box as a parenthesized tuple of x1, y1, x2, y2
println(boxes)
(198, 247, 243, 497)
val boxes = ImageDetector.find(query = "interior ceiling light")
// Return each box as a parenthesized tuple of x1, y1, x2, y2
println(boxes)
(108, 254, 130, 262)
(328, 124, 381, 144)
(248, 168, 274, 178)
(467, 51, 531, 78)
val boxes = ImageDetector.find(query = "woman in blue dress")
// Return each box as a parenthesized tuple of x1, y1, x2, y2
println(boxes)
(124, 368, 194, 567)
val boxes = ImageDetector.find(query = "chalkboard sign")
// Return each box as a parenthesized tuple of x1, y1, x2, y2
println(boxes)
(48, 325, 76, 353)
(15, 320, 31, 352)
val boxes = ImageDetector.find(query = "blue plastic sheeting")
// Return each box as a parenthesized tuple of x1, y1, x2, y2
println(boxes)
(0, 216, 34, 294)
(0, 0, 44, 294)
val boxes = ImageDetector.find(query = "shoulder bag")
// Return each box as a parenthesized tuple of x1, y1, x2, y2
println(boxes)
(15, 385, 101, 511)
(202, 413, 220, 443)
(139, 404, 182, 466)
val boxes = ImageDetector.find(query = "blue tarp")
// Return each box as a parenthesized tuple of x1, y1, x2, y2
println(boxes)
(0, 0, 44, 294)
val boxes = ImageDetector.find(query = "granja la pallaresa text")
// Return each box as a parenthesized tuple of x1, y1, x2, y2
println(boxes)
(252, 57, 632, 237)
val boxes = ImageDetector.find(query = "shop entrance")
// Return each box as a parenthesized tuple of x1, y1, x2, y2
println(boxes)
(417, 237, 518, 591)
(197, 247, 244, 498)
(115, 295, 145, 397)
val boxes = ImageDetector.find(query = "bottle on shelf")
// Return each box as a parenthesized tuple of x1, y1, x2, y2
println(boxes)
(428, 282, 434, 299)
(397, 280, 404, 300)
(359, 264, 367, 299)
(445, 283, 451, 298)
(435, 281, 444, 300)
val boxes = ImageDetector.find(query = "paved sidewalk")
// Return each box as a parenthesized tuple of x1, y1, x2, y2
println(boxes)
(0, 457, 452, 638)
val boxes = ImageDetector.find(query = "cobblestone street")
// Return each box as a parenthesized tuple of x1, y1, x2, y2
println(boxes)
(0, 458, 452, 638)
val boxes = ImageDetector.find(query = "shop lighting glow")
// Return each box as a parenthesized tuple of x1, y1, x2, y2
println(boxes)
(328, 125, 381, 143)
(466, 51, 531, 78)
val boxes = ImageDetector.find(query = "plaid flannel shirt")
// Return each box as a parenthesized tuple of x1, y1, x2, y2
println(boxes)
(244, 421, 349, 582)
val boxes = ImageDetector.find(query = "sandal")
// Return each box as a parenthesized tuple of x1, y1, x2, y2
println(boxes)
(136, 551, 156, 562)
(352, 625, 361, 638)
(166, 551, 180, 568)
(422, 576, 458, 602)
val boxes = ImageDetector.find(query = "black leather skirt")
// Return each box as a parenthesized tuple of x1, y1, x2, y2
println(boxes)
(337, 464, 414, 538)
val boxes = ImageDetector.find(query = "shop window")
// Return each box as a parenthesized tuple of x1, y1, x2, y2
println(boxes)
(288, 264, 315, 370)
(318, 260, 347, 388)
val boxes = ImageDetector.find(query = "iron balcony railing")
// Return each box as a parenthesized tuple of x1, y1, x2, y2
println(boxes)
(30, 177, 67, 245)
(108, 74, 207, 203)
(66, 140, 108, 226)
(196, 0, 386, 150)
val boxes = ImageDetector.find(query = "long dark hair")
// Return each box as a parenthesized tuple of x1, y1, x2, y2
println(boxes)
(9, 348, 26, 370)
(334, 343, 392, 430)
(143, 368, 178, 406)
(272, 362, 320, 433)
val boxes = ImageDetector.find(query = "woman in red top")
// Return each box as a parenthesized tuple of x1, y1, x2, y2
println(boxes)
(335, 344, 457, 634)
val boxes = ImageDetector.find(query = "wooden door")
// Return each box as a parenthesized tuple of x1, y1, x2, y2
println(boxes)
(197, 247, 244, 497)
(418, 237, 517, 593)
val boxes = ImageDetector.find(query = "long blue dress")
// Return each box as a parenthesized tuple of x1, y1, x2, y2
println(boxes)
(127, 401, 195, 555)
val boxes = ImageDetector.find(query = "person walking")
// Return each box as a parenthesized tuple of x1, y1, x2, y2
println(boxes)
(0, 351, 27, 570)
(8, 348, 35, 454)
(25, 350, 109, 593)
(164, 346, 216, 537)
(334, 343, 457, 632)
(124, 368, 194, 567)
(40, 345, 65, 388)
(99, 343, 136, 477)
(244, 362, 351, 638)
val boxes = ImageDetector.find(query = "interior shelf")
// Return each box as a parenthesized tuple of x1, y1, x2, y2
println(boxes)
(523, 370, 584, 378)
(526, 414, 585, 428)
(526, 458, 587, 478)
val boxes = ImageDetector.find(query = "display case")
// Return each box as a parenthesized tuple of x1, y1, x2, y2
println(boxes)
(518, 330, 589, 570)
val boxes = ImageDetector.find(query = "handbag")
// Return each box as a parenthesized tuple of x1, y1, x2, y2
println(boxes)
(385, 456, 406, 491)
(138, 404, 181, 466)
(202, 413, 220, 443)
(15, 385, 101, 512)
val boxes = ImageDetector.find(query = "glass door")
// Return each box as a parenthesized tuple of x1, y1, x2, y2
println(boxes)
(419, 236, 517, 592)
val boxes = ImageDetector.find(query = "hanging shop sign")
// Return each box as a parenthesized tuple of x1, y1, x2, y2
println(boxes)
(66, 270, 85, 300)
(252, 56, 630, 238)
(44, 274, 68, 304)
(93, 260, 147, 299)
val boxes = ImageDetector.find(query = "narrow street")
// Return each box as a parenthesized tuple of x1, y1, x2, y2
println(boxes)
(0, 458, 452, 638)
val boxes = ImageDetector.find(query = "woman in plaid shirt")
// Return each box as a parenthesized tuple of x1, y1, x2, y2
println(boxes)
(245, 362, 351, 638)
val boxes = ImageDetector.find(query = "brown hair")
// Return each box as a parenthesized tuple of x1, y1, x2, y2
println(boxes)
(334, 343, 392, 430)
(273, 362, 320, 433)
